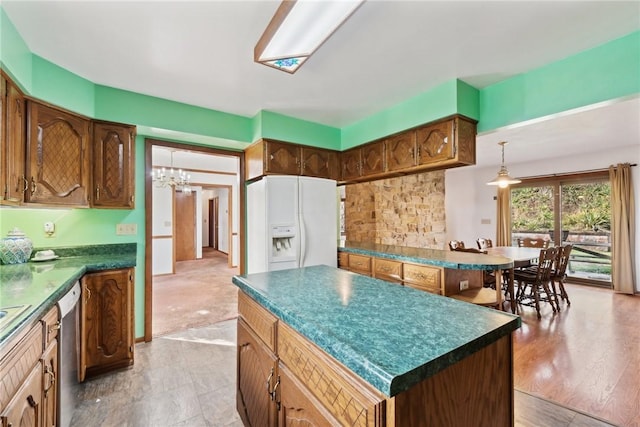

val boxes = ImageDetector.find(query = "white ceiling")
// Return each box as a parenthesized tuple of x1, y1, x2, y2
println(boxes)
(3, 0, 640, 167)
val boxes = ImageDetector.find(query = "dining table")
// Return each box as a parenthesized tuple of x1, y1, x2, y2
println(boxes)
(485, 246, 544, 313)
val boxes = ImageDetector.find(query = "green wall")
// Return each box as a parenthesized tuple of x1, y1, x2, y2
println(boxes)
(479, 31, 640, 132)
(2, 5, 638, 339)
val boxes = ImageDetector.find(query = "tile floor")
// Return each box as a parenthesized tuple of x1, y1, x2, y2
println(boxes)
(70, 318, 616, 427)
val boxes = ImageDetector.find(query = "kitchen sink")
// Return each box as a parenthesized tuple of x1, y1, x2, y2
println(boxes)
(0, 304, 31, 331)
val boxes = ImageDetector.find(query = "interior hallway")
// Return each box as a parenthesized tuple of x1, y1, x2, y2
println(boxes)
(152, 248, 239, 337)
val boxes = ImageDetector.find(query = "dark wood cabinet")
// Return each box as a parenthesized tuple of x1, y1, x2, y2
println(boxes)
(26, 101, 91, 206)
(386, 131, 417, 172)
(237, 319, 279, 427)
(80, 268, 134, 381)
(301, 146, 337, 179)
(265, 140, 301, 175)
(41, 340, 58, 427)
(92, 121, 136, 208)
(1, 74, 27, 204)
(340, 115, 477, 184)
(277, 364, 340, 426)
(340, 147, 361, 181)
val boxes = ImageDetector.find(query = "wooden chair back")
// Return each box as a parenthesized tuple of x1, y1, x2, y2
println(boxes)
(553, 244, 573, 279)
(517, 237, 551, 248)
(454, 247, 487, 254)
(477, 238, 493, 250)
(448, 240, 465, 251)
(531, 247, 559, 284)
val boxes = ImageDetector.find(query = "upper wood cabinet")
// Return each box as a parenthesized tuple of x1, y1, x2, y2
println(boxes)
(340, 139, 385, 181)
(92, 121, 136, 208)
(386, 131, 417, 172)
(26, 101, 91, 206)
(342, 115, 477, 184)
(80, 268, 134, 381)
(245, 139, 339, 181)
(1, 74, 27, 204)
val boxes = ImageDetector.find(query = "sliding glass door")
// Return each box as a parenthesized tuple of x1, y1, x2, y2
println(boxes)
(511, 172, 611, 287)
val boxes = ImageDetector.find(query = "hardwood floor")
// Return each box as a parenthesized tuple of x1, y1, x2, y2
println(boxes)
(140, 260, 637, 426)
(513, 282, 639, 426)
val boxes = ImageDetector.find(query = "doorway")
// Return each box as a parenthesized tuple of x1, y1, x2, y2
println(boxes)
(209, 197, 219, 250)
(144, 139, 244, 341)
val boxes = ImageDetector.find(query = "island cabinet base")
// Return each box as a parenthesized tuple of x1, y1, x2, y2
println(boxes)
(389, 334, 513, 426)
(237, 290, 514, 427)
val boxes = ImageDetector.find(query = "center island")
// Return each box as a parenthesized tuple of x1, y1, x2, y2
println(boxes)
(232, 265, 521, 427)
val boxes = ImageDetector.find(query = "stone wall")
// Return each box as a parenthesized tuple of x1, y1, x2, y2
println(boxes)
(344, 171, 446, 249)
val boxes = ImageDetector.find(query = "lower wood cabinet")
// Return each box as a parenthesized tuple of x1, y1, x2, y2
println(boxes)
(80, 267, 134, 380)
(347, 254, 372, 276)
(238, 292, 385, 427)
(0, 305, 59, 427)
(373, 258, 403, 283)
(403, 263, 442, 294)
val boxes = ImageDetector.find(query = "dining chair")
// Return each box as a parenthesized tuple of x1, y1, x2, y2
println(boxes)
(448, 240, 465, 251)
(476, 238, 493, 250)
(550, 244, 573, 306)
(517, 237, 551, 248)
(513, 246, 560, 318)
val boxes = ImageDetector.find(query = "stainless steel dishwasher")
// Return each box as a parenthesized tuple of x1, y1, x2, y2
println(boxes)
(57, 281, 81, 427)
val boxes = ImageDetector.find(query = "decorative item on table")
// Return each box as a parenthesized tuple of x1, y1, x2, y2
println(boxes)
(31, 250, 58, 262)
(0, 228, 33, 265)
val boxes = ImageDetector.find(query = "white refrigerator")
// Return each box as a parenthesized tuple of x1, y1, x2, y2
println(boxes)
(247, 175, 338, 274)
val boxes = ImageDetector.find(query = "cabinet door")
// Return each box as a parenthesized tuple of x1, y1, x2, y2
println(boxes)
(373, 258, 403, 283)
(1, 75, 5, 201)
(340, 148, 361, 181)
(278, 364, 341, 427)
(416, 120, 455, 165)
(237, 319, 278, 427)
(0, 363, 42, 427)
(80, 268, 134, 380)
(385, 131, 417, 171)
(265, 140, 301, 175)
(26, 102, 90, 205)
(347, 254, 372, 276)
(403, 263, 442, 294)
(3, 77, 27, 203)
(301, 147, 337, 179)
(92, 122, 136, 208)
(360, 140, 385, 177)
(42, 341, 58, 427)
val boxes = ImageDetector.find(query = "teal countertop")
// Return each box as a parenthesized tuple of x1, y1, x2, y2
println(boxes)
(232, 265, 521, 397)
(339, 241, 514, 270)
(0, 244, 136, 346)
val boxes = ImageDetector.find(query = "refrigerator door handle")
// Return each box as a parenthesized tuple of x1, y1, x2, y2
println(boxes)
(299, 210, 306, 267)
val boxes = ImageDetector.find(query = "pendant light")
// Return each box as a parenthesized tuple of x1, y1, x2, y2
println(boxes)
(486, 141, 521, 188)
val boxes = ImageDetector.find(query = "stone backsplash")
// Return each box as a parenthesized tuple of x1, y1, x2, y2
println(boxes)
(345, 171, 445, 249)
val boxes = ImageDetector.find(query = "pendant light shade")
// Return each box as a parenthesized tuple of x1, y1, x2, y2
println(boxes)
(487, 141, 521, 188)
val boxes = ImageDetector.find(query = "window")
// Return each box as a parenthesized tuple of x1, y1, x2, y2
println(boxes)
(511, 171, 611, 287)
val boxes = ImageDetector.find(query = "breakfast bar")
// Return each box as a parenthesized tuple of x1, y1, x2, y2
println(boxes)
(233, 265, 521, 426)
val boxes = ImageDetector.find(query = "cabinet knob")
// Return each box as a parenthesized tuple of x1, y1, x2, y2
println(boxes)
(96, 186, 100, 200)
(30, 177, 37, 196)
(266, 367, 273, 395)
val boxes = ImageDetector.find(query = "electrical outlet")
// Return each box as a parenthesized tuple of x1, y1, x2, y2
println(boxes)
(459, 280, 469, 291)
(116, 223, 137, 235)
(44, 221, 55, 236)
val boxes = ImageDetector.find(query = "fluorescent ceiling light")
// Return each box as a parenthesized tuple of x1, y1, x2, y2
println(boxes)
(255, 0, 364, 73)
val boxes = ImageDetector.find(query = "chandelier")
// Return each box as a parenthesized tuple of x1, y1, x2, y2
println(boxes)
(151, 151, 192, 193)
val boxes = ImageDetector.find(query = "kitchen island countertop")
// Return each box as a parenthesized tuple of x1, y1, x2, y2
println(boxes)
(232, 265, 520, 397)
(339, 240, 514, 270)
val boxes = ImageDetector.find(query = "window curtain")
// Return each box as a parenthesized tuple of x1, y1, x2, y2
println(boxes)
(609, 163, 636, 294)
(496, 187, 512, 246)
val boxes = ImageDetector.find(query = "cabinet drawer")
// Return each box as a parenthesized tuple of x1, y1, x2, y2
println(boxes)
(348, 254, 372, 276)
(338, 252, 349, 269)
(41, 305, 60, 346)
(373, 258, 402, 282)
(0, 322, 43, 409)
(403, 263, 442, 294)
(238, 292, 278, 353)
(278, 322, 385, 427)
